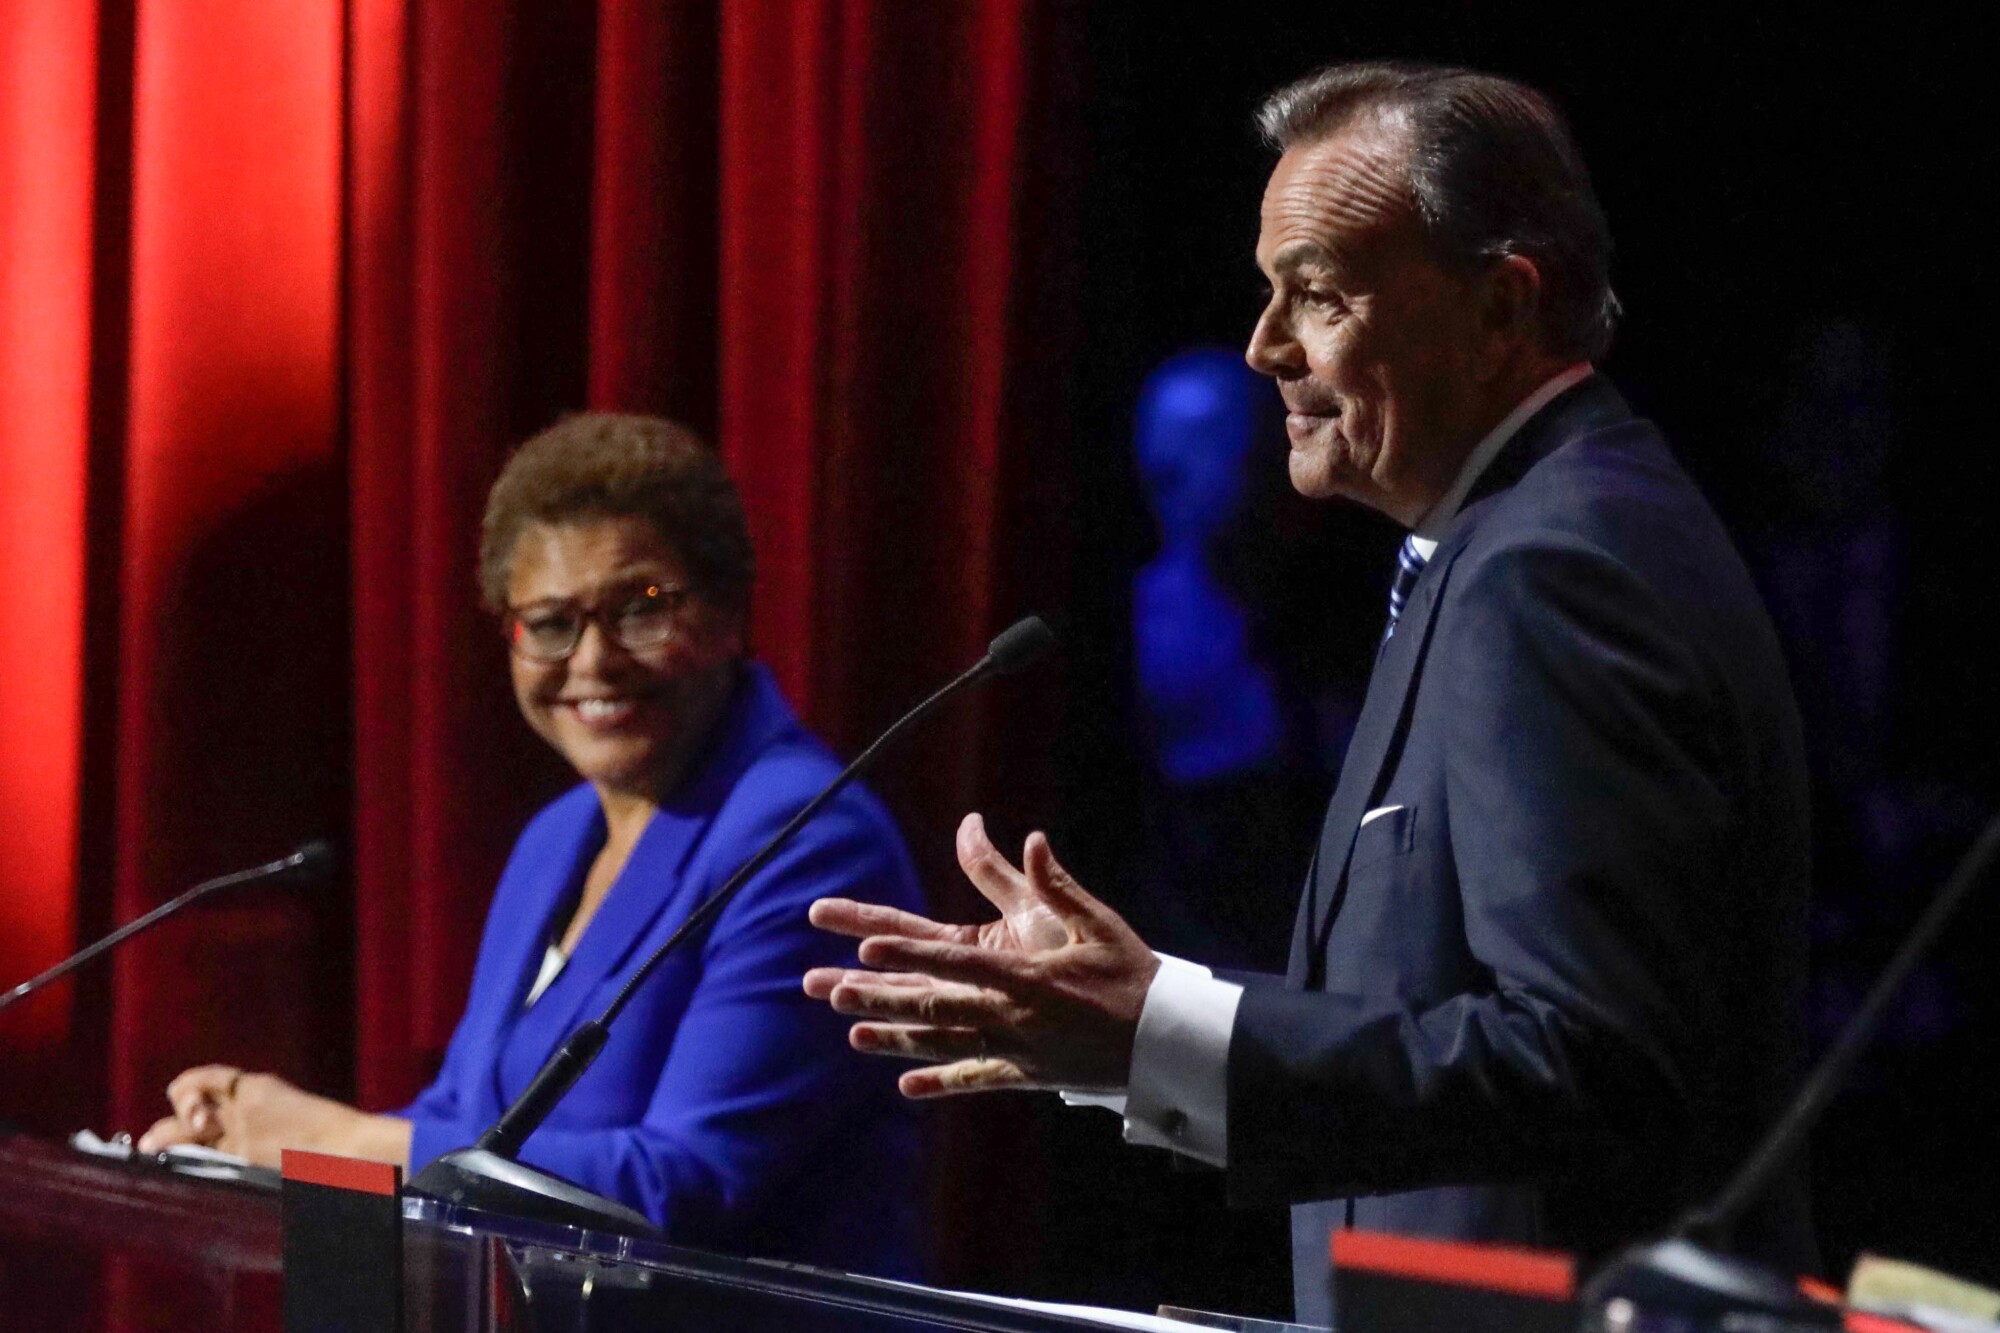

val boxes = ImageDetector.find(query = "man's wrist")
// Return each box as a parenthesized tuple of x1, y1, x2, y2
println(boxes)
(1121, 955, 1241, 1166)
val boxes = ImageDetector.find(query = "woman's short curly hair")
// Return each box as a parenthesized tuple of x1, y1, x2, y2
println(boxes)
(479, 413, 755, 615)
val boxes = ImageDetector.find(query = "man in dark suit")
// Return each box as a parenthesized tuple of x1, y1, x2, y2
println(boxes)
(804, 63, 1814, 1325)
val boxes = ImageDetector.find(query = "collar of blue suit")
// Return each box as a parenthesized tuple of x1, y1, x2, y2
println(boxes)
(502, 661, 800, 1024)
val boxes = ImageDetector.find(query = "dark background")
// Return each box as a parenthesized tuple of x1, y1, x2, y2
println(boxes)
(1019, 5, 1998, 1319)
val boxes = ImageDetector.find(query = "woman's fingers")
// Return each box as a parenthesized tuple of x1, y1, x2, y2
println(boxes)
(165, 1063, 242, 1125)
(136, 1113, 210, 1154)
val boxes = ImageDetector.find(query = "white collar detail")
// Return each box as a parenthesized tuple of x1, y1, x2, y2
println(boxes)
(1409, 362, 1595, 558)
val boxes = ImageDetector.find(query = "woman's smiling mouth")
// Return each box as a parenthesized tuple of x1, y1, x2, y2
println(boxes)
(562, 696, 642, 727)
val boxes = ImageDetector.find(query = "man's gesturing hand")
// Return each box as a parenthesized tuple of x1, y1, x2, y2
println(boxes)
(804, 813, 1160, 1098)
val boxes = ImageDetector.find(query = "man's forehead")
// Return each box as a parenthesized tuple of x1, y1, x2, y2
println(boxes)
(1257, 121, 1415, 271)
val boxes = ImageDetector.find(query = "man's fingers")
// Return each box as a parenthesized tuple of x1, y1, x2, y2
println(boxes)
(847, 1023, 1038, 1094)
(1021, 832, 1111, 924)
(804, 967, 937, 1000)
(955, 813, 1037, 914)
(899, 1059, 1035, 1099)
(827, 975, 1009, 1027)
(808, 898, 966, 943)
(848, 1022, 993, 1063)
(857, 935, 1027, 991)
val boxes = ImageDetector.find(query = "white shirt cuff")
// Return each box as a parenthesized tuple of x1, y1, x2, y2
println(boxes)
(1058, 953, 1240, 1167)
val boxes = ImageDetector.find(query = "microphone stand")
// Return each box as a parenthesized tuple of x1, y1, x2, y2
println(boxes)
(1, 841, 335, 1013)
(1579, 810, 2000, 1329)
(406, 618, 1055, 1235)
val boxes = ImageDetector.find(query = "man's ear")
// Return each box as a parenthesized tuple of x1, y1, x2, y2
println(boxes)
(1479, 253, 1545, 361)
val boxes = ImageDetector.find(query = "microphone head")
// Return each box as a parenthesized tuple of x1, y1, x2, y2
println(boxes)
(987, 616, 1056, 674)
(286, 838, 338, 885)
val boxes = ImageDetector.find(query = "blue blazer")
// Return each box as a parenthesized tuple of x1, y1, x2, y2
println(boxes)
(401, 663, 923, 1276)
(1222, 379, 1817, 1323)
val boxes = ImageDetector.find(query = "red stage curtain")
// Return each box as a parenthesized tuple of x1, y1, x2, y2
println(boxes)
(4, 0, 1077, 1285)
(1, 0, 352, 1141)
(0, 1, 96, 1068)
(349, 0, 1080, 1121)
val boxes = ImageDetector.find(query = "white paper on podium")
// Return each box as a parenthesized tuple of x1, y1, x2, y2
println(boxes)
(71, 1128, 256, 1180)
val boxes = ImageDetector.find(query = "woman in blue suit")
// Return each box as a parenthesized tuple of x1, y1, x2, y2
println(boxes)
(139, 414, 924, 1274)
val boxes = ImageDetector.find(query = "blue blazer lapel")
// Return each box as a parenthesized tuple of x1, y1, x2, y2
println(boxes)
(500, 664, 800, 1069)
(508, 805, 715, 1056)
(468, 791, 602, 1111)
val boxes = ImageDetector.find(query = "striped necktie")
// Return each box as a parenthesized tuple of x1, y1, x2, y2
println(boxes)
(1384, 534, 1428, 642)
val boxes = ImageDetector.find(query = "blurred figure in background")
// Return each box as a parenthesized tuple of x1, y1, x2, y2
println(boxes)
(1130, 348, 1314, 971)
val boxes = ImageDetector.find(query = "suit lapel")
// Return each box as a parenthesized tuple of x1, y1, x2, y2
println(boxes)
(1306, 553, 1454, 955)
(1302, 373, 1635, 964)
(506, 804, 716, 1057)
(497, 663, 800, 1079)
(470, 795, 600, 1111)
(1286, 849, 1319, 985)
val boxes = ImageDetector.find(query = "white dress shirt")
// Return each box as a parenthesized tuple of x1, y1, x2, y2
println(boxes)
(1065, 362, 1595, 1166)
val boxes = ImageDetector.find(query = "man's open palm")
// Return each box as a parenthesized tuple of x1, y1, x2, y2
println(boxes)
(804, 813, 1159, 1096)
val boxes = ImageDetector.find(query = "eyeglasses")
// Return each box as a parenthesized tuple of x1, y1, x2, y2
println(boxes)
(503, 583, 690, 663)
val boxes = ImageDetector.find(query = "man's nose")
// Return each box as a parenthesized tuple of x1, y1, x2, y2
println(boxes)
(1244, 306, 1298, 378)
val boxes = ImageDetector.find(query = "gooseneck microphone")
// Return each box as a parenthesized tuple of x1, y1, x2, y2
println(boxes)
(0, 840, 337, 1013)
(407, 617, 1056, 1233)
(1580, 808, 2000, 1328)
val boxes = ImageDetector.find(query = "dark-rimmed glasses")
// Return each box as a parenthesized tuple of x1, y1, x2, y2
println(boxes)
(504, 583, 690, 663)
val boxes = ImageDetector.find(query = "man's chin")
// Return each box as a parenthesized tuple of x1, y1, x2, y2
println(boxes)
(1287, 453, 1404, 517)
(1286, 448, 1357, 502)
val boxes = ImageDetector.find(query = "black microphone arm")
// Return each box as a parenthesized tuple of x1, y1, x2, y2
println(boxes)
(0, 840, 336, 1013)
(1580, 807, 2000, 1328)
(407, 616, 1055, 1232)
(1679, 806, 2000, 1244)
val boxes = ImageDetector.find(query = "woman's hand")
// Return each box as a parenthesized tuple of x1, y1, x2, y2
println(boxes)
(137, 1065, 413, 1168)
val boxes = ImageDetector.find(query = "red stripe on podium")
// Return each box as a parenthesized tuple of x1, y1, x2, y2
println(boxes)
(1845, 1313, 1929, 1333)
(281, 1150, 400, 1196)
(1332, 1229, 1576, 1300)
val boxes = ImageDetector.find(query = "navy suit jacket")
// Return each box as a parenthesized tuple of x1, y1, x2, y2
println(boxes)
(1222, 379, 1816, 1323)
(401, 663, 924, 1277)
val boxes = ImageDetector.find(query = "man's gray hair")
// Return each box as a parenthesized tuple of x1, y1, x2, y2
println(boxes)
(1257, 62, 1620, 362)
